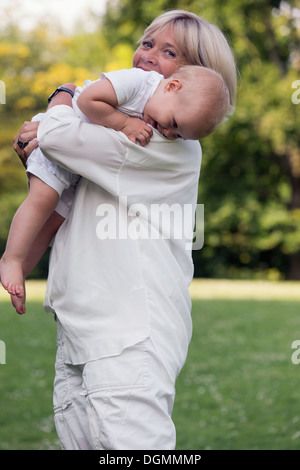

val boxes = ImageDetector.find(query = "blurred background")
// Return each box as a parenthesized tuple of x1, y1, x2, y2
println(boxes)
(1, 0, 300, 282)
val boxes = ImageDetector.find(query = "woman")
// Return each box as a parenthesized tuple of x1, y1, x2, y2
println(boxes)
(12, 10, 237, 450)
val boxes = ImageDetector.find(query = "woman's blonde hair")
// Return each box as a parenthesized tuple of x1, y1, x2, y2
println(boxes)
(140, 10, 237, 107)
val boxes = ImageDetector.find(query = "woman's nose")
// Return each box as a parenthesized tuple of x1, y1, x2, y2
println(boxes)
(142, 51, 158, 65)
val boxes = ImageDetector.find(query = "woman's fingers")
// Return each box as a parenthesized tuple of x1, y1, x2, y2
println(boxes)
(16, 120, 39, 143)
(13, 121, 40, 167)
(13, 139, 38, 168)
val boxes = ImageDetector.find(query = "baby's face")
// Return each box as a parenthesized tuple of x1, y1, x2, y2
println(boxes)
(143, 89, 203, 141)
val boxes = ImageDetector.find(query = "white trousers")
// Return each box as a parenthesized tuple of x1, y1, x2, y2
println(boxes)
(53, 322, 176, 450)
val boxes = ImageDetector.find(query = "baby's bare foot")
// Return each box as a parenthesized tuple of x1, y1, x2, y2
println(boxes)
(0, 257, 25, 298)
(11, 292, 26, 315)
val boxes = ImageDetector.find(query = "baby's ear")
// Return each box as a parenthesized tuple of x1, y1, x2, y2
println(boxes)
(164, 79, 182, 93)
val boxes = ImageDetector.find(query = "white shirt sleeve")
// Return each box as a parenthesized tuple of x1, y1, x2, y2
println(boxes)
(38, 105, 127, 197)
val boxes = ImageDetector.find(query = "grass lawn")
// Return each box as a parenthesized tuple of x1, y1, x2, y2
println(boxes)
(1, 279, 300, 450)
(0, 291, 58, 449)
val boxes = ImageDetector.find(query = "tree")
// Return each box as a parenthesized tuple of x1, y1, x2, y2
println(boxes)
(194, 0, 300, 279)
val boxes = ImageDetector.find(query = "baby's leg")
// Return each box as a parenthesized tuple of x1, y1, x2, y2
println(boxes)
(0, 175, 59, 298)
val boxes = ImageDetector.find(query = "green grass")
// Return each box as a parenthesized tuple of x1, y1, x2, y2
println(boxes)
(1, 280, 300, 450)
(0, 297, 59, 450)
(174, 298, 300, 450)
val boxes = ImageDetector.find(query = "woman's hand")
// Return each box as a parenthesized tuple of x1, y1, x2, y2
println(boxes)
(13, 120, 39, 168)
(13, 83, 76, 168)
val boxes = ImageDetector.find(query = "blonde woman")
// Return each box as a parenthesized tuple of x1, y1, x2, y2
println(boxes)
(11, 10, 237, 450)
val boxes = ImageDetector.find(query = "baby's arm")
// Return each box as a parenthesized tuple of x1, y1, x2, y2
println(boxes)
(76, 78, 153, 146)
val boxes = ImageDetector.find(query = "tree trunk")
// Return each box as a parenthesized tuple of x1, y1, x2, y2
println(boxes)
(287, 174, 300, 280)
(288, 251, 300, 280)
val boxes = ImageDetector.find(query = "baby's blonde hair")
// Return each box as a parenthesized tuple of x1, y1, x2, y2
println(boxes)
(140, 10, 237, 108)
(170, 65, 230, 139)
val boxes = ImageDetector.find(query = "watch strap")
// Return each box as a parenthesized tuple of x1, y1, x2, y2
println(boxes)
(48, 86, 74, 103)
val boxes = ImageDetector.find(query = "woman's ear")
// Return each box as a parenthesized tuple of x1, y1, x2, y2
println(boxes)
(164, 79, 183, 93)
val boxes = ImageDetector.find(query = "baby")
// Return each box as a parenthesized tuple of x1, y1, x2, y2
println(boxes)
(0, 65, 229, 312)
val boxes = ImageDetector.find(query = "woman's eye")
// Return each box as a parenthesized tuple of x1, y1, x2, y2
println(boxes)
(142, 41, 152, 48)
(173, 120, 178, 128)
(166, 50, 176, 57)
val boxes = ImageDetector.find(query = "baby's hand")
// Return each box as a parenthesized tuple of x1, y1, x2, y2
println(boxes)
(121, 117, 153, 147)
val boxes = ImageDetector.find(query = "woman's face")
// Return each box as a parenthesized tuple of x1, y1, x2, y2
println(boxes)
(132, 27, 187, 78)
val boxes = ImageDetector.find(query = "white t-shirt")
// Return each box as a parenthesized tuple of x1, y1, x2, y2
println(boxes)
(73, 68, 163, 121)
(38, 104, 202, 383)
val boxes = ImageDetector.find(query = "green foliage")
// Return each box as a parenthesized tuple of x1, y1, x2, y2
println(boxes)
(102, 0, 181, 47)
(191, 0, 300, 279)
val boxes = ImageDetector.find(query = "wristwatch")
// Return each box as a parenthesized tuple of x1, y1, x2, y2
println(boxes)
(48, 86, 74, 103)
